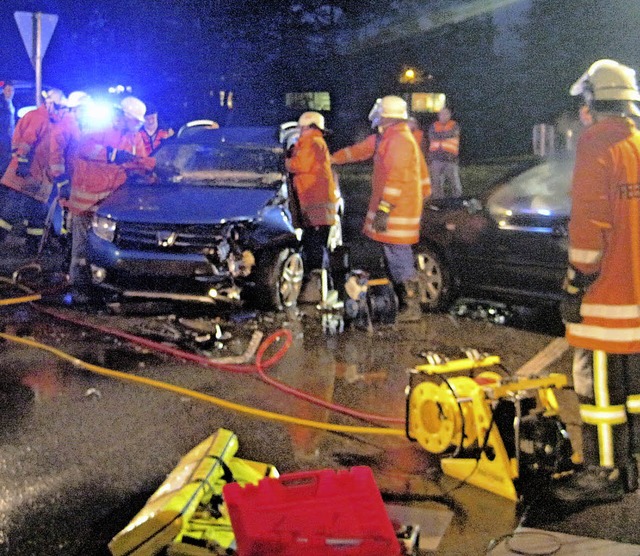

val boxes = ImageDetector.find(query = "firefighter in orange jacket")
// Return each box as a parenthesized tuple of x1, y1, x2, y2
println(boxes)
(49, 91, 91, 237)
(551, 59, 640, 509)
(66, 96, 155, 304)
(332, 96, 431, 321)
(285, 111, 337, 275)
(0, 88, 67, 252)
(137, 102, 174, 156)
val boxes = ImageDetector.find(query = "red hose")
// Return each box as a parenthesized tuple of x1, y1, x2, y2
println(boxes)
(34, 304, 405, 425)
(253, 329, 403, 424)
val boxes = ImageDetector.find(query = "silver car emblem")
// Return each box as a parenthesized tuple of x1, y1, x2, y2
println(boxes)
(157, 231, 178, 247)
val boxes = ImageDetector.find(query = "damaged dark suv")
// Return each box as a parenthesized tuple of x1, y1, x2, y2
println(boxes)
(87, 127, 305, 310)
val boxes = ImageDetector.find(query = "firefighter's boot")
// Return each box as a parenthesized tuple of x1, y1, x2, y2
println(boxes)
(549, 465, 625, 510)
(393, 281, 407, 311)
(397, 280, 422, 323)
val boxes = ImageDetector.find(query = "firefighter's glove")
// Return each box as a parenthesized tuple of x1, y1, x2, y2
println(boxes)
(106, 147, 136, 165)
(15, 156, 30, 177)
(54, 174, 71, 200)
(559, 266, 598, 324)
(372, 200, 392, 233)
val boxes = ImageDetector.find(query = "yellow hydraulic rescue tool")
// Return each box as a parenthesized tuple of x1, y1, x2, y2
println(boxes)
(108, 428, 278, 556)
(406, 352, 571, 501)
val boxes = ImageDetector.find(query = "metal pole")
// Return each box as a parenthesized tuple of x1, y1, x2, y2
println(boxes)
(34, 12, 42, 106)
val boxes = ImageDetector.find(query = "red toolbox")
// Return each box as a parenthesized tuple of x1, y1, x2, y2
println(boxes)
(223, 466, 401, 556)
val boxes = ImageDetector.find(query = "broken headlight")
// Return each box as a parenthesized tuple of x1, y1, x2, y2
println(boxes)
(92, 215, 117, 242)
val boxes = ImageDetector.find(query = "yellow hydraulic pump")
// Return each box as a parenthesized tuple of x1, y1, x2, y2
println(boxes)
(108, 428, 278, 556)
(406, 352, 573, 501)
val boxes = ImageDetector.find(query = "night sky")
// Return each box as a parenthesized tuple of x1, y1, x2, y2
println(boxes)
(3, 1, 640, 158)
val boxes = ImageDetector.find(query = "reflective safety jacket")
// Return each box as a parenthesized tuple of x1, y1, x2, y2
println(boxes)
(1, 104, 53, 203)
(68, 127, 155, 216)
(428, 120, 460, 162)
(138, 127, 172, 156)
(285, 127, 338, 227)
(50, 112, 82, 180)
(566, 116, 640, 354)
(332, 122, 430, 245)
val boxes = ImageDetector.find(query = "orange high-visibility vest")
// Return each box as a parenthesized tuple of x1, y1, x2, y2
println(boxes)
(428, 120, 460, 161)
(285, 127, 337, 227)
(50, 112, 81, 179)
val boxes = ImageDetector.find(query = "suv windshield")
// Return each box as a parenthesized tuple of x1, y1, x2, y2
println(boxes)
(154, 142, 285, 188)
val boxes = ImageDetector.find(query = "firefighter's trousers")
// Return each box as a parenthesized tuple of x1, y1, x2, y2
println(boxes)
(572, 349, 640, 469)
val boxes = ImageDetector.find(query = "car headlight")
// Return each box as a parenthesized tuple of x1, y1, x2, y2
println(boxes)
(92, 215, 117, 242)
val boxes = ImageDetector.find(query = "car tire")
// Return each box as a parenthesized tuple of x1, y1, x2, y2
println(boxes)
(415, 246, 452, 312)
(247, 247, 304, 311)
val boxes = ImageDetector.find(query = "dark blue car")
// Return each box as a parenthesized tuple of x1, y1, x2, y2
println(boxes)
(87, 127, 305, 310)
(415, 155, 574, 310)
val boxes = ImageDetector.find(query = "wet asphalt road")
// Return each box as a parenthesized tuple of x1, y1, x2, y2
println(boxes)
(3, 266, 638, 555)
(0, 194, 639, 554)
(0, 292, 552, 556)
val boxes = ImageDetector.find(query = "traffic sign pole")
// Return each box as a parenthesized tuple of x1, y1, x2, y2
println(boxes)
(34, 12, 42, 105)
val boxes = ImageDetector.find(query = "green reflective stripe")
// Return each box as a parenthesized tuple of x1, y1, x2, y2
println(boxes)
(26, 228, 44, 236)
(0, 219, 13, 231)
(627, 395, 640, 414)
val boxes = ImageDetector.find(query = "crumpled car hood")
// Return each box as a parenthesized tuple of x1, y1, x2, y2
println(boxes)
(96, 183, 278, 224)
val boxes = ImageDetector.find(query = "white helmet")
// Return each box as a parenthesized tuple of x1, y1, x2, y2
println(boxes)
(42, 88, 66, 107)
(120, 96, 146, 123)
(570, 59, 640, 102)
(279, 121, 300, 149)
(368, 95, 408, 128)
(297, 111, 325, 130)
(66, 91, 90, 109)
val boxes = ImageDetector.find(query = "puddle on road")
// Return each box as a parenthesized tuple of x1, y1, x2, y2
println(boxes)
(451, 297, 565, 336)
(0, 381, 34, 438)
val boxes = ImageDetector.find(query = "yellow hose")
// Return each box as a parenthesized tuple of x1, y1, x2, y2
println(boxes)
(0, 293, 42, 305)
(0, 275, 42, 305)
(0, 332, 404, 437)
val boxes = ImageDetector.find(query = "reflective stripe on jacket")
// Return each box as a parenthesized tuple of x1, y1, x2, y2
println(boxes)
(428, 120, 460, 162)
(1, 104, 53, 203)
(68, 127, 154, 216)
(285, 127, 337, 227)
(332, 123, 430, 245)
(566, 117, 640, 353)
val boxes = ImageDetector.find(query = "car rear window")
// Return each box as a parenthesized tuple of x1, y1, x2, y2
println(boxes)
(487, 157, 574, 218)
